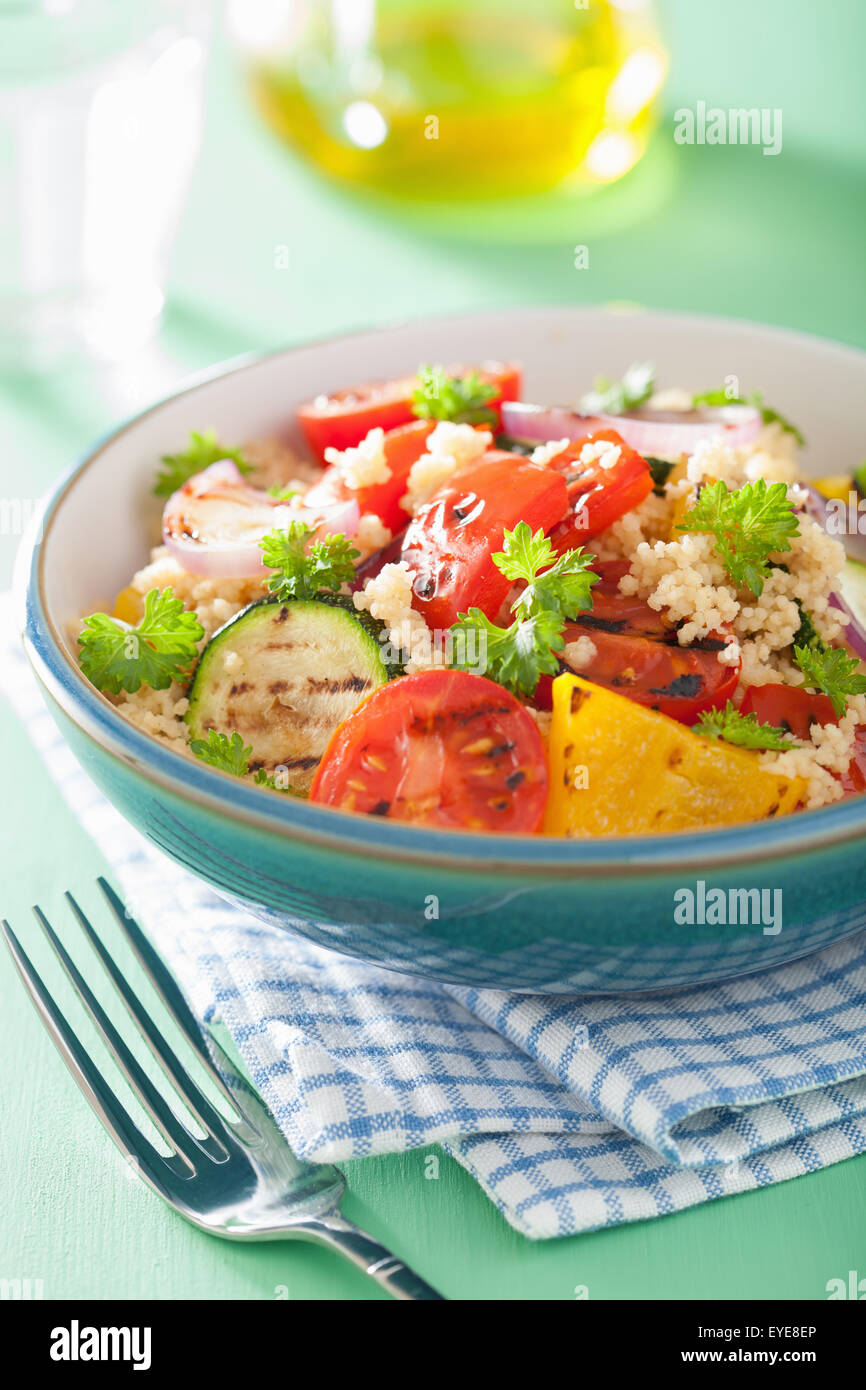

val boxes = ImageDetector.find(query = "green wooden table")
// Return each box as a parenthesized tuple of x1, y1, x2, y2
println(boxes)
(2, 4, 865, 1300)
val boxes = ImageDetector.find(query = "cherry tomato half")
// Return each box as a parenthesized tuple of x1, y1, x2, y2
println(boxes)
(400, 450, 569, 631)
(297, 362, 522, 461)
(303, 419, 435, 533)
(741, 685, 866, 797)
(310, 670, 548, 832)
(545, 429, 654, 552)
(560, 625, 740, 724)
(739, 684, 838, 740)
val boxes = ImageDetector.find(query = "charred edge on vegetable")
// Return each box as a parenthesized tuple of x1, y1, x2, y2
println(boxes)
(648, 673, 704, 699)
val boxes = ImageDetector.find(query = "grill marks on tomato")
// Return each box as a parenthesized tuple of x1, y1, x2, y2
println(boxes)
(310, 671, 549, 832)
(648, 673, 704, 700)
(555, 560, 740, 724)
(401, 451, 569, 629)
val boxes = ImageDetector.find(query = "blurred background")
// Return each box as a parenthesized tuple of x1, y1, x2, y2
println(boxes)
(0, 0, 864, 587)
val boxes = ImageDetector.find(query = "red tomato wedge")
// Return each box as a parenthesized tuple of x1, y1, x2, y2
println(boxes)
(400, 450, 569, 631)
(545, 429, 654, 552)
(303, 419, 435, 534)
(741, 685, 866, 797)
(310, 670, 548, 832)
(297, 362, 522, 461)
(553, 562, 740, 723)
(578, 559, 670, 640)
(560, 625, 740, 723)
(739, 684, 838, 740)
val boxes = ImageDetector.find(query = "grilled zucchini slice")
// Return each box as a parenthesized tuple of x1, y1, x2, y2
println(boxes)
(186, 597, 395, 792)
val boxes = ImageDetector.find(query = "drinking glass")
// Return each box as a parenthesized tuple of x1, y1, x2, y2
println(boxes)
(0, 0, 212, 368)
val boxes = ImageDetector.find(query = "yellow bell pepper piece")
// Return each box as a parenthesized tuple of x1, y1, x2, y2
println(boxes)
(113, 586, 144, 624)
(813, 474, 854, 503)
(543, 674, 807, 837)
(669, 490, 693, 538)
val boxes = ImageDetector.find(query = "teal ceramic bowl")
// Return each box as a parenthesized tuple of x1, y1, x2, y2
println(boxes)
(18, 308, 866, 992)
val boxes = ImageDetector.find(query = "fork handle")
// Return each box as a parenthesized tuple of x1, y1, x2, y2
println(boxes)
(294, 1212, 445, 1300)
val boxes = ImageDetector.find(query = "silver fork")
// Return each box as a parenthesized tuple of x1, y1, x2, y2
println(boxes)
(2, 878, 444, 1301)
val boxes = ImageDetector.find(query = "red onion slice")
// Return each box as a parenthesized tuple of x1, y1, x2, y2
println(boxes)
(830, 587, 866, 662)
(501, 400, 763, 458)
(500, 402, 604, 444)
(162, 460, 359, 578)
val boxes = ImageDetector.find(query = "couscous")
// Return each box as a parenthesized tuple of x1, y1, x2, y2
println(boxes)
(76, 360, 866, 835)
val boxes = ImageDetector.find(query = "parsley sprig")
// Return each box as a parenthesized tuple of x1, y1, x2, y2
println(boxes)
(260, 521, 359, 602)
(693, 387, 805, 447)
(580, 362, 655, 416)
(411, 365, 498, 425)
(154, 430, 252, 498)
(78, 588, 204, 695)
(793, 601, 825, 653)
(677, 478, 800, 596)
(794, 645, 866, 717)
(452, 608, 566, 698)
(693, 701, 795, 751)
(190, 728, 252, 776)
(190, 729, 299, 793)
(493, 525, 598, 621)
(450, 521, 599, 697)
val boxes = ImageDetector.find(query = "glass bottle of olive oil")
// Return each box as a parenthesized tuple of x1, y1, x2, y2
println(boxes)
(228, 0, 666, 198)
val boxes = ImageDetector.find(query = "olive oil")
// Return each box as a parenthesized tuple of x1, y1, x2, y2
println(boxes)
(236, 2, 664, 198)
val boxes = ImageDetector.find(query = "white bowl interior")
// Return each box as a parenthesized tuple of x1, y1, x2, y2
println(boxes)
(37, 306, 866, 661)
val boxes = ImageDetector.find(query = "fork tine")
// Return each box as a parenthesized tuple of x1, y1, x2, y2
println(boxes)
(66, 889, 237, 1142)
(34, 904, 208, 1169)
(1, 919, 172, 1185)
(96, 877, 240, 1108)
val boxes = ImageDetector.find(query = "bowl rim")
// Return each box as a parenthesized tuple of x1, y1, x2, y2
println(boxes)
(19, 302, 866, 875)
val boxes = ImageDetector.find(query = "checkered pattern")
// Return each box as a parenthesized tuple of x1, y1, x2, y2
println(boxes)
(4, 593, 866, 1239)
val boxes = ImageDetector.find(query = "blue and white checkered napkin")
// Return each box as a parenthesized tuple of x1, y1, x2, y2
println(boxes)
(4, 594, 866, 1240)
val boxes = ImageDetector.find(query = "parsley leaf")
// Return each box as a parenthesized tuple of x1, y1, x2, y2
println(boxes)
(253, 768, 299, 795)
(411, 365, 498, 425)
(692, 701, 795, 750)
(190, 729, 252, 776)
(449, 522, 598, 696)
(692, 387, 805, 447)
(580, 362, 655, 416)
(853, 460, 866, 498)
(189, 731, 301, 793)
(154, 430, 252, 498)
(793, 601, 827, 654)
(492, 521, 598, 621)
(794, 644, 866, 717)
(78, 587, 204, 695)
(260, 521, 359, 601)
(647, 456, 675, 491)
(451, 607, 565, 698)
(677, 478, 800, 596)
(267, 484, 299, 501)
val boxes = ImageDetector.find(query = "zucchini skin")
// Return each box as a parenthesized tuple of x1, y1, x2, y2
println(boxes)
(185, 595, 399, 792)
